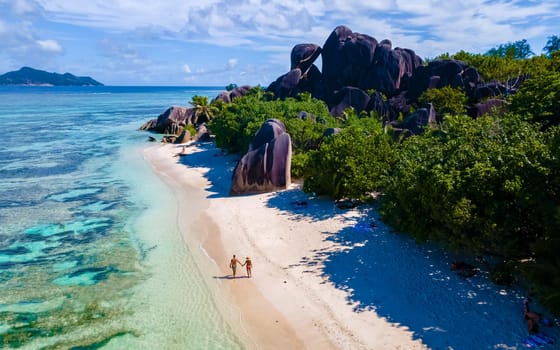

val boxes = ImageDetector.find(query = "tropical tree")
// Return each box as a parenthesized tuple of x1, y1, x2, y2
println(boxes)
(225, 83, 238, 91)
(543, 35, 560, 58)
(189, 95, 219, 125)
(485, 39, 534, 59)
(509, 51, 560, 128)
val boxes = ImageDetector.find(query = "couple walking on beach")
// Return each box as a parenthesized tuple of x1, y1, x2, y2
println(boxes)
(230, 254, 252, 278)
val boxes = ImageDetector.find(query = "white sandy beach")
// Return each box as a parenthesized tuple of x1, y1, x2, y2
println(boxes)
(143, 141, 559, 350)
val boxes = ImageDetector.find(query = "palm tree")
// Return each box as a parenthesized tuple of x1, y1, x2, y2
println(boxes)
(189, 95, 218, 125)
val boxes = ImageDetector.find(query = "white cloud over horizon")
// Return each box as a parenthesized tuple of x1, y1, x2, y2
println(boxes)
(36, 39, 62, 52)
(0, 0, 559, 85)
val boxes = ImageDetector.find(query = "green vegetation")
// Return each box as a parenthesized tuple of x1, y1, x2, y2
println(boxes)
(543, 35, 560, 58)
(208, 87, 336, 154)
(189, 95, 219, 125)
(418, 86, 468, 118)
(303, 113, 394, 200)
(485, 39, 534, 59)
(509, 51, 560, 128)
(207, 43, 560, 315)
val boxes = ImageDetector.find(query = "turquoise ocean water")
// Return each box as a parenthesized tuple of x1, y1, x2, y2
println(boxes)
(0, 86, 243, 349)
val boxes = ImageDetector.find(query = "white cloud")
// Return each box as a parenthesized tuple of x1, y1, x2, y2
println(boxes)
(30, 0, 560, 57)
(3, 0, 559, 84)
(12, 0, 38, 14)
(36, 39, 62, 52)
(226, 58, 237, 69)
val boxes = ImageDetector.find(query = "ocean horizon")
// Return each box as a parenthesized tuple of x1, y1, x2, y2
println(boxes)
(0, 86, 244, 348)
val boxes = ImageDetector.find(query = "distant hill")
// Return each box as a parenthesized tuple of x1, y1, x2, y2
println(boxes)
(0, 67, 103, 86)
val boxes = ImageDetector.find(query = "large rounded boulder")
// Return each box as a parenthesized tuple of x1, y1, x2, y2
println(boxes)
(138, 106, 194, 135)
(230, 119, 292, 195)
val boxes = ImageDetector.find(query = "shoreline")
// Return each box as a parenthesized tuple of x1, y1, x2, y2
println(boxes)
(142, 142, 426, 349)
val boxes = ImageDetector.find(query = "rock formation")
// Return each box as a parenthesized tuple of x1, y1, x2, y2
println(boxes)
(230, 119, 292, 195)
(139, 106, 194, 135)
(214, 85, 252, 103)
(265, 25, 515, 136)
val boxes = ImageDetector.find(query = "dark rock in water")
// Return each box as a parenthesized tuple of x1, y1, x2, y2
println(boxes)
(230, 119, 292, 195)
(139, 119, 157, 131)
(139, 106, 194, 135)
(148, 136, 157, 142)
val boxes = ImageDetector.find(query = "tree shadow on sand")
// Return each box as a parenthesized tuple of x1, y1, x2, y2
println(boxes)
(282, 205, 558, 349)
(173, 143, 557, 348)
(266, 188, 359, 223)
(174, 142, 239, 198)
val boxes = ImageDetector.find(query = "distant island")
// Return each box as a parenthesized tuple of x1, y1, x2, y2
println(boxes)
(0, 67, 103, 86)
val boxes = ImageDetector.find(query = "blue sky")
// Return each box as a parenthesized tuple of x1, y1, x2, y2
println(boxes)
(1, 0, 558, 86)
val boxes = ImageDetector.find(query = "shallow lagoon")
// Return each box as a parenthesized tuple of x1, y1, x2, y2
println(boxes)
(0, 86, 242, 349)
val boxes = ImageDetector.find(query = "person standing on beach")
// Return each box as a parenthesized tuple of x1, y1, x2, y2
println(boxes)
(229, 254, 242, 278)
(243, 257, 252, 277)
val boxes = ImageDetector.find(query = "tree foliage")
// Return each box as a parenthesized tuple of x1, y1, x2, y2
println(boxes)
(303, 115, 395, 200)
(485, 39, 534, 59)
(208, 87, 335, 154)
(509, 52, 560, 128)
(543, 35, 560, 58)
(189, 95, 219, 125)
(451, 51, 525, 82)
(418, 86, 468, 118)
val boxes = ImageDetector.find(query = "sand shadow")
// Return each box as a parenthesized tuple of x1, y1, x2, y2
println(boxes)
(266, 188, 361, 223)
(175, 142, 239, 198)
(266, 190, 532, 348)
(297, 209, 560, 349)
(213, 275, 250, 280)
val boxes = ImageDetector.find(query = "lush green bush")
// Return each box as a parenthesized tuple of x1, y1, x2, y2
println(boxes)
(379, 113, 560, 313)
(381, 114, 550, 255)
(509, 52, 560, 128)
(523, 125, 560, 314)
(418, 86, 468, 118)
(303, 115, 395, 200)
(209, 88, 335, 154)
